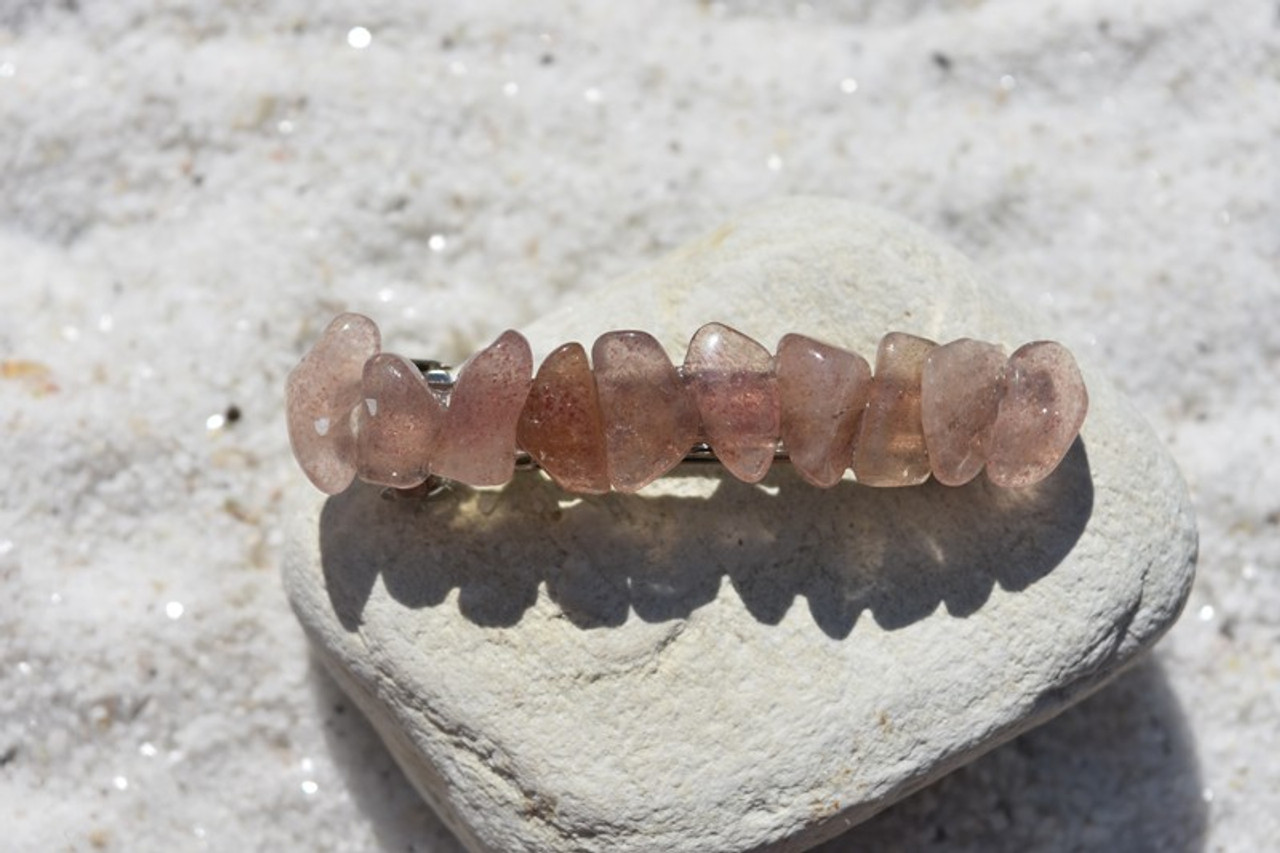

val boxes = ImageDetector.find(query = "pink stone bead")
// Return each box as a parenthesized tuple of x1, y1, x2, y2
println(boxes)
(986, 341, 1088, 488)
(774, 333, 872, 488)
(516, 342, 610, 495)
(683, 322, 780, 483)
(431, 330, 533, 487)
(356, 353, 446, 489)
(285, 313, 381, 494)
(921, 339, 1007, 487)
(593, 330, 700, 493)
(852, 332, 937, 487)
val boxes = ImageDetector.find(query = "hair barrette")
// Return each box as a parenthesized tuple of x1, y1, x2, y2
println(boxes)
(286, 313, 1087, 497)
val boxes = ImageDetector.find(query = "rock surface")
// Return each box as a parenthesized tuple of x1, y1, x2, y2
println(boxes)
(283, 198, 1197, 853)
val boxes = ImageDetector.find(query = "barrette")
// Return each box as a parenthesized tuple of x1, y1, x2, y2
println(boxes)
(286, 314, 1087, 497)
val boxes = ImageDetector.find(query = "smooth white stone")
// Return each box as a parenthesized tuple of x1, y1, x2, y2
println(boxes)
(284, 198, 1196, 853)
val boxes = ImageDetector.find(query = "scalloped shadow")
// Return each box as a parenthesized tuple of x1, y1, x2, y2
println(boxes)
(318, 440, 1092, 639)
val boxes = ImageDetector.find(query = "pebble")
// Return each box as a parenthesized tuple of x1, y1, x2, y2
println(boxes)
(284, 197, 1197, 852)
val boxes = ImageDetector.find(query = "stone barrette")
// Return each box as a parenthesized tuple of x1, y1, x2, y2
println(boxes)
(286, 314, 1088, 497)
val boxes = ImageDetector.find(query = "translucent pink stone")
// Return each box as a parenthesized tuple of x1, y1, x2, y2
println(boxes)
(683, 323, 780, 483)
(774, 333, 872, 488)
(593, 330, 700, 493)
(285, 313, 381, 494)
(355, 353, 446, 489)
(851, 332, 938, 487)
(516, 342, 610, 495)
(921, 339, 1007, 486)
(986, 341, 1088, 488)
(431, 330, 533, 487)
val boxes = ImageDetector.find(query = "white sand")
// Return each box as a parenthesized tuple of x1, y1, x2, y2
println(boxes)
(0, 1, 1275, 850)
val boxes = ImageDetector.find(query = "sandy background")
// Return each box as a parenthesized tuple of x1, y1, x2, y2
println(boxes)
(1, 0, 1276, 850)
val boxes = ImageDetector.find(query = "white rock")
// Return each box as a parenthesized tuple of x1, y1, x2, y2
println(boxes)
(283, 197, 1196, 852)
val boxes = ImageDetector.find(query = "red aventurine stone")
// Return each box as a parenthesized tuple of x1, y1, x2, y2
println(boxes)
(516, 342, 610, 495)
(285, 313, 381, 494)
(431, 330, 533, 487)
(775, 333, 872, 488)
(592, 330, 700, 493)
(852, 332, 938, 487)
(356, 353, 446, 489)
(986, 341, 1088, 488)
(683, 323, 780, 483)
(921, 339, 1007, 486)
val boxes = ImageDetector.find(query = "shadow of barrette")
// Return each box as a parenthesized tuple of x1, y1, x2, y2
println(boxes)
(317, 439, 1092, 638)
